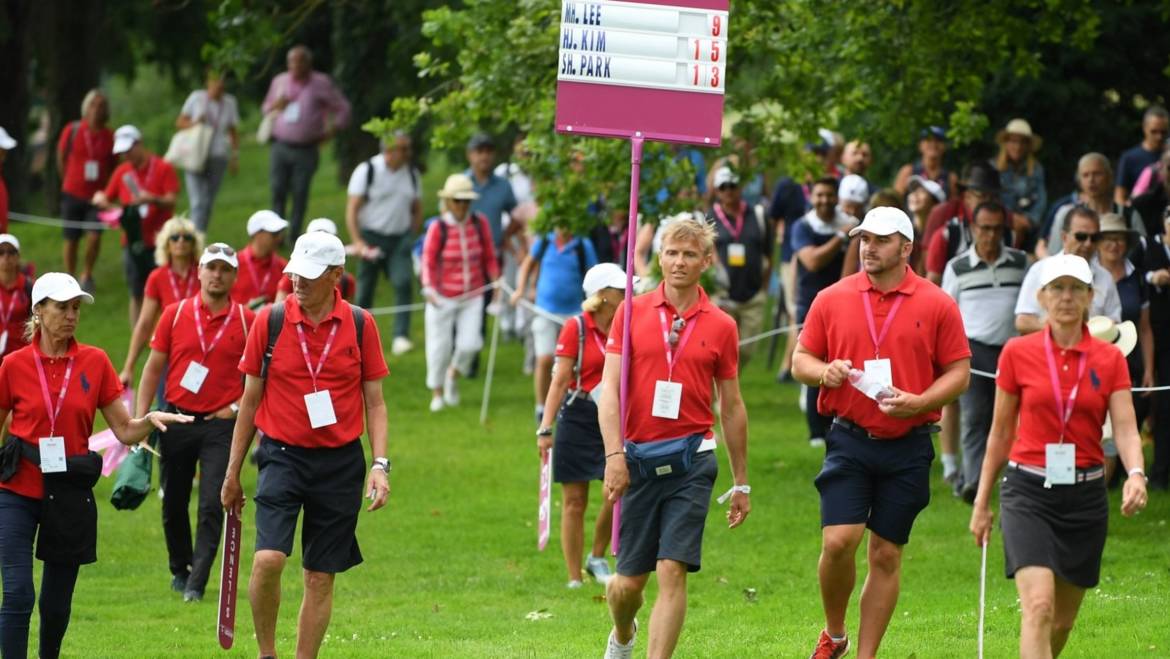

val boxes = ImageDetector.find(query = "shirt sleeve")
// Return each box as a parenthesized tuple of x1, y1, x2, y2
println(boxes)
(583, 239, 598, 268)
(180, 91, 201, 119)
(605, 302, 626, 355)
(480, 218, 501, 281)
(56, 124, 71, 159)
(789, 220, 813, 252)
(159, 162, 181, 195)
(1103, 278, 1123, 322)
(359, 310, 390, 380)
(238, 305, 271, 377)
(322, 74, 352, 129)
(0, 357, 13, 411)
(226, 96, 240, 127)
(150, 303, 177, 352)
(346, 161, 369, 198)
(940, 260, 960, 300)
(1108, 344, 1133, 392)
(103, 165, 124, 200)
(925, 229, 950, 275)
(996, 339, 1020, 394)
(1014, 263, 1042, 316)
(555, 317, 580, 359)
(796, 294, 828, 358)
(420, 221, 440, 291)
(143, 268, 162, 302)
(97, 352, 124, 408)
(715, 316, 740, 380)
(261, 74, 283, 115)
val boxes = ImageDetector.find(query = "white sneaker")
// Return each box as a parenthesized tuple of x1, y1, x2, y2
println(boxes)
(567, 579, 583, 589)
(809, 437, 826, 448)
(429, 396, 444, 413)
(443, 370, 460, 407)
(585, 555, 613, 585)
(604, 620, 637, 659)
(391, 336, 414, 356)
(798, 383, 808, 413)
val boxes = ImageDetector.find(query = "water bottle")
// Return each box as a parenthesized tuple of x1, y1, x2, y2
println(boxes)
(848, 368, 895, 402)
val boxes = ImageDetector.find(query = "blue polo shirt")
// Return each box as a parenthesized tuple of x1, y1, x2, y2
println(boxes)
(532, 232, 598, 315)
(466, 169, 518, 247)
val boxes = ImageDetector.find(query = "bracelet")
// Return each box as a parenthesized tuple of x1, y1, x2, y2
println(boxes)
(605, 451, 624, 459)
(1128, 467, 1147, 481)
(716, 484, 751, 504)
(818, 366, 829, 387)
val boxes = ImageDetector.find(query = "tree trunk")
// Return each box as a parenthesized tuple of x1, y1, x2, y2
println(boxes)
(0, 0, 36, 212)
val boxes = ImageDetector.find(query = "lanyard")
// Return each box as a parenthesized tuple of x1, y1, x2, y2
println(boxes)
(713, 202, 746, 241)
(81, 123, 100, 161)
(168, 267, 196, 303)
(34, 355, 75, 438)
(0, 286, 22, 326)
(860, 290, 904, 359)
(589, 327, 607, 356)
(134, 156, 157, 192)
(294, 320, 339, 392)
(246, 252, 273, 298)
(1043, 328, 1089, 444)
(193, 300, 236, 359)
(658, 309, 698, 382)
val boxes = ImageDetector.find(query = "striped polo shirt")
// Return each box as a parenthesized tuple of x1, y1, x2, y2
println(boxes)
(940, 245, 1028, 346)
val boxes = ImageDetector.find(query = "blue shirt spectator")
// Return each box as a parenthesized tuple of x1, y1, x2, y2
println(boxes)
(531, 232, 598, 315)
(465, 167, 517, 247)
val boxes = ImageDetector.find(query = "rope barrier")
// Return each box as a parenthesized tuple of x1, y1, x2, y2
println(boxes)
(10, 210, 111, 231)
(967, 366, 1170, 391)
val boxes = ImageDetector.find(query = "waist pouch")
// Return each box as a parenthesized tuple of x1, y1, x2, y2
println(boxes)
(0, 436, 37, 482)
(38, 450, 103, 565)
(624, 434, 704, 480)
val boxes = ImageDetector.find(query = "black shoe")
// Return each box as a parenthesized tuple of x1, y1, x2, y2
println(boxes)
(960, 483, 978, 505)
(775, 369, 793, 383)
(170, 573, 188, 593)
(182, 589, 203, 603)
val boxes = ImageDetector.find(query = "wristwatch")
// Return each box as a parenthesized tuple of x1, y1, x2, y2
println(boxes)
(229, 403, 240, 415)
(536, 427, 554, 437)
(372, 457, 391, 473)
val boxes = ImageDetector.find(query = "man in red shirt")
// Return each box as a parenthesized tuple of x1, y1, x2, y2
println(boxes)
(0, 233, 32, 360)
(598, 216, 750, 659)
(231, 210, 289, 309)
(92, 125, 180, 326)
(136, 243, 254, 603)
(56, 89, 114, 292)
(221, 231, 390, 659)
(794, 207, 971, 659)
(923, 162, 1001, 283)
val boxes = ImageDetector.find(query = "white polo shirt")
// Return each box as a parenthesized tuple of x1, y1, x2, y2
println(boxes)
(346, 155, 420, 236)
(941, 245, 1028, 346)
(1014, 250, 1122, 322)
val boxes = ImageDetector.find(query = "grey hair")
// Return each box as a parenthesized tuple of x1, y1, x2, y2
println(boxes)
(1144, 105, 1169, 123)
(381, 130, 410, 150)
(1077, 152, 1113, 182)
(288, 45, 312, 62)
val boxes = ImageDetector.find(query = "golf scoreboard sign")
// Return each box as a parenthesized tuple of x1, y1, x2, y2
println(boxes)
(555, 0, 729, 146)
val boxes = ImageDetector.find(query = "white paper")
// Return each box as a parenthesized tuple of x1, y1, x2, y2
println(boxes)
(84, 160, 99, 182)
(282, 101, 301, 124)
(138, 204, 150, 220)
(39, 437, 66, 473)
(850, 367, 891, 401)
(179, 361, 210, 394)
(0, 330, 8, 355)
(304, 390, 337, 429)
(1045, 444, 1075, 485)
(864, 359, 893, 388)
(651, 380, 682, 419)
(727, 242, 746, 267)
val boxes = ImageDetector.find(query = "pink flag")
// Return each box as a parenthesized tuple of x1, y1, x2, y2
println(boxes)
(88, 388, 135, 476)
(538, 450, 552, 551)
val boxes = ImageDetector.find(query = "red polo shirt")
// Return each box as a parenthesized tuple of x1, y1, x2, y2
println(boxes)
(997, 326, 1129, 468)
(143, 264, 199, 309)
(57, 120, 115, 200)
(0, 274, 31, 359)
(151, 296, 256, 413)
(238, 290, 389, 448)
(102, 154, 180, 248)
(555, 311, 611, 392)
(605, 284, 738, 443)
(231, 246, 287, 305)
(0, 340, 122, 499)
(798, 267, 970, 438)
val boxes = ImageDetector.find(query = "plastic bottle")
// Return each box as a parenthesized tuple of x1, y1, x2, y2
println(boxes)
(848, 368, 895, 402)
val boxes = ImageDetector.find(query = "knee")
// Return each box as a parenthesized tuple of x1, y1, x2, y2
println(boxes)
(1020, 593, 1055, 626)
(303, 570, 335, 598)
(562, 491, 587, 518)
(868, 543, 902, 575)
(821, 531, 859, 560)
(655, 560, 688, 592)
(252, 551, 286, 579)
(2, 579, 34, 614)
(606, 574, 644, 605)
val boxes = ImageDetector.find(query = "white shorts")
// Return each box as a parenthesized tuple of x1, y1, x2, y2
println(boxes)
(531, 314, 566, 357)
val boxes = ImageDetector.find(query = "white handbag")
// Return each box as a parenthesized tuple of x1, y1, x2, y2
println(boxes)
(164, 123, 214, 172)
(256, 110, 277, 144)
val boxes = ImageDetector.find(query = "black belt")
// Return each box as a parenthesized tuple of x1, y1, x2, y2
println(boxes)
(275, 139, 317, 149)
(832, 417, 939, 441)
(1007, 460, 1104, 484)
(164, 402, 217, 422)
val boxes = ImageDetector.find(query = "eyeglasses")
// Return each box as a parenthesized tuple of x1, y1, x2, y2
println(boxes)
(205, 243, 236, 256)
(169, 234, 196, 243)
(0, 248, 17, 257)
(1070, 231, 1101, 243)
(972, 223, 1004, 233)
(668, 316, 686, 345)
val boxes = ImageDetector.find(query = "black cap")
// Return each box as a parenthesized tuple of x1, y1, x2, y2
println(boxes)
(467, 132, 495, 151)
(919, 126, 947, 142)
(959, 162, 1001, 193)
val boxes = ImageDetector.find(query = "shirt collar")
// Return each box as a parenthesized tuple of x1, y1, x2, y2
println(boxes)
(197, 295, 234, 319)
(285, 288, 346, 326)
(32, 336, 79, 359)
(964, 245, 1011, 268)
(854, 265, 920, 295)
(649, 282, 711, 319)
(1047, 324, 1094, 354)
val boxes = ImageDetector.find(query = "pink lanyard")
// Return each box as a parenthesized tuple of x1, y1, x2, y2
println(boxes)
(860, 290, 904, 359)
(167, 268, 196, 303)
(294, 320, 339, 392)
(0, 287, 22, 326)
(81, 124, 99, 161)
(193, 301, 236, 359)
(713, 202, 746, 241)
(134, 157, 157, 192)
(589, 328, 606, 356)
(658, 309, 698, 381)
(1043, 328, 1089, 444)
(34, 356, 75, 438)
(246, 254, 273, 298)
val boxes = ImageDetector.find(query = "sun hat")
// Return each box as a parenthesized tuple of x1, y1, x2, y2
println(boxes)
(582, 262, 638, 297)
(437, 173, 480, 201)
(849, 206, 915, 241)
(284, 232, 345, 280)
(1087, 316, 1137, 357)
(838, 174, 869, 204)
(996, 118, 1043, 151)
(31, 273, 94, 306)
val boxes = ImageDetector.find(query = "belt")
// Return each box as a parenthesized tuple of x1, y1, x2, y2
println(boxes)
(832, 417, 939, 441)
(1007, 460, 1104, 483)
(164, 402, 217, 422)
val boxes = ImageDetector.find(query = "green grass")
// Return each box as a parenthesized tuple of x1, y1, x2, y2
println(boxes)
(9, 126, 1170, 658)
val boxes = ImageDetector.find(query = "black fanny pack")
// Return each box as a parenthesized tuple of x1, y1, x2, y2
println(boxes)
(624, 434, 705, 480)
(40, 450, 103, 565)
(0, 436, 37, 482)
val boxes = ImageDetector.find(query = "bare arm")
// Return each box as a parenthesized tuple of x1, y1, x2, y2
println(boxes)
(345, 195, 366, 250)
(792, 341, 853, 389)
(598, 352, 628, 502)
(362, 378, 390, 512)
(509, 255, 536, 305)
(717, 376, 751, 528)
(1113, 185, 1129, 207)
(893, 164, 913, 196)
(1139, 307, 1155, 390)
(100, 399, 191, 446)
(538, 356, 575, 432)
(795, 236, 847, 273)
(221, 374, 264, 513)
(1014, 313, 1044, 335)
(120, 298, 162, 386)
(969, 387, 1019, 543)
(135, 350, 168, 417)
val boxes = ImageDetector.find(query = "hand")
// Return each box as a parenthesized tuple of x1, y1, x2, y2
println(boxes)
(877, 387, 925, 418)
(726, 491, 750, 528)
(221, 475, 245, 513)
(1120, 474, 1148, 517)
(119, 367, 134, 390)
(819, 359, 853, 389)
(92, 192, 110, 209)
(537, 434, 552, 458)
(148, 411, 195, 432)
(509, 289, 523, 307)
(604, 457, 630, 502)
(1141, 371, 1155, 397)
(204, 405, 237, 421)
(1151, 269, 1170, 287)
(969, 505, 993, 546)
(273, 96, 289, 111)
(365, 467, 390, 512)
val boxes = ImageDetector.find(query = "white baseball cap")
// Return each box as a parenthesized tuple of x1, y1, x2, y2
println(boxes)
(908, 175, 947, 203)
(713, 166, 740, 189)
(246, 210, 290, 236)
(31, 273, 95, 306)
(305, 218, 339, 236)
(0, 126, 16, 150)
(0, 234, 19, 251)
(838, 174, 869, 204)
(284, 232, 346, 280)
(849, 206, 915, 241)
(199, 243, 239, 268)
(1038, 253, 1092, 288)
(582, 262, 637, 298)
(112, 125, 142, 155)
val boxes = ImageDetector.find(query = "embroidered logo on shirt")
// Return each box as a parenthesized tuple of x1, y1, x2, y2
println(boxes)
(1089, 369, 1100, 391)
(80, 373, 91, 394)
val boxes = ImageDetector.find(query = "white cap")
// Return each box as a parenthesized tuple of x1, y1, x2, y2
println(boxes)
(284, 232, 346, 280)
(713, 166, 740, 189)
(849, 206, 915, 241)
(0, 126, 16, 150)
(305, 218, 339, 236)
(908, 175, 947, 203)
(31, 273, 94, 306)
(246, 210, 289, 236)
(199, 243, 239, 268)
(112, 125, 142, 155)
(838, 174, 869, 204)
(1038, 253, 1093, 288)
(0, 234, 19, 251)
(582, 262, 637, 298)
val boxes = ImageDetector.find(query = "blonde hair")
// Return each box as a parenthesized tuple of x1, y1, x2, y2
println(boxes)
(23, 302, 41, 342)
(581, 293, 605, 313)
(80, 89, 105, 117)
(659, 214, 717, 255)
(153, 216, 203, 266)
(995, 143, 1036, 176)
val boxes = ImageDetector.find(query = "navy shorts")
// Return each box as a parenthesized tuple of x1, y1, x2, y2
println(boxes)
(814, 421, 934, 545)
(60, 193, 100, 240)
(253, 436, 365, 573)
(616, 450, 717, 576)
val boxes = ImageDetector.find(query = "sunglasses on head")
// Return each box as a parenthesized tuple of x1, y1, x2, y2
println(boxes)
(205, 243, 235, 256)
(169, 233, 195, 243)
(668, 316, 686, 345)
(1071, 231, 1101, 243)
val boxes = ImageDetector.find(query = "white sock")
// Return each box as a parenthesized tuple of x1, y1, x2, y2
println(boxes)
(941, 454, 958, 477)
(830, 633, 847, 643)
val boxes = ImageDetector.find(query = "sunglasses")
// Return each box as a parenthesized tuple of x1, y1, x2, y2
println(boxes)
(668, 316, 686, 346)
(1070, 231, 1101, 243)
(718, 183, 739, 190)
(205, 243, 236, 256)
(169, 233, 196, 243)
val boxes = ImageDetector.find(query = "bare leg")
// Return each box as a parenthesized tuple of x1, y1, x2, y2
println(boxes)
(590, 490, 615, 558)
(82, 231, 102, 280)
(818, 524, 865, 638)
(606, 572, 649, 644)
(1016, 566, 1056, 659)
(1050, 575, 1086, 657)
(63, 239, 79, 276)
(940, 400, 960, 479)
(857, 533, 903, 658)
(535, 355, 554, 412)
(295, 569, 335, 659)
(647, 559, 688, 659)
(249, 550, 286, 658)
(561, 482, 588, 582)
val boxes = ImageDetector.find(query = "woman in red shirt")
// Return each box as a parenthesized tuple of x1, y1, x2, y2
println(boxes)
(0, 273, 189, 659)
(119, 216, 202, 390)
(536, 264, 632, 589)
(969, 254, 1148, 659)
(0, 234, 31, 360)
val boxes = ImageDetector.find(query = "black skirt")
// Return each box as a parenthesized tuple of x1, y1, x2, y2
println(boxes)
(999, 468, 1109, 588)
(553, 394, 604, 483)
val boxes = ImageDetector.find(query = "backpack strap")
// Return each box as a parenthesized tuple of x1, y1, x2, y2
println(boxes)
(349, 303, 366, 381)
(61, 121, 80, 170)
(573, 315, 585, 392)
(362, 156, 379, 203)
(260, 303, 286, 379)
(574, 240, 587, 278)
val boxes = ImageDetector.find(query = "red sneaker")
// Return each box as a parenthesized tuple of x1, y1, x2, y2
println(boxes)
(809, 630, 850, 659)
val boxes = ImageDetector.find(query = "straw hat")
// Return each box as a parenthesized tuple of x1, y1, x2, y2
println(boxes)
(996, 118, 1042, 151)
(1087, 316, 1137, 357)
(437, 173, 480, 201)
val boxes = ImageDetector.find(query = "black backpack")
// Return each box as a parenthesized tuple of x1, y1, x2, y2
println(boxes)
(532, 234, 588, 279)
(363, 156, 418, 203)
(260, 302, 367, 380)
